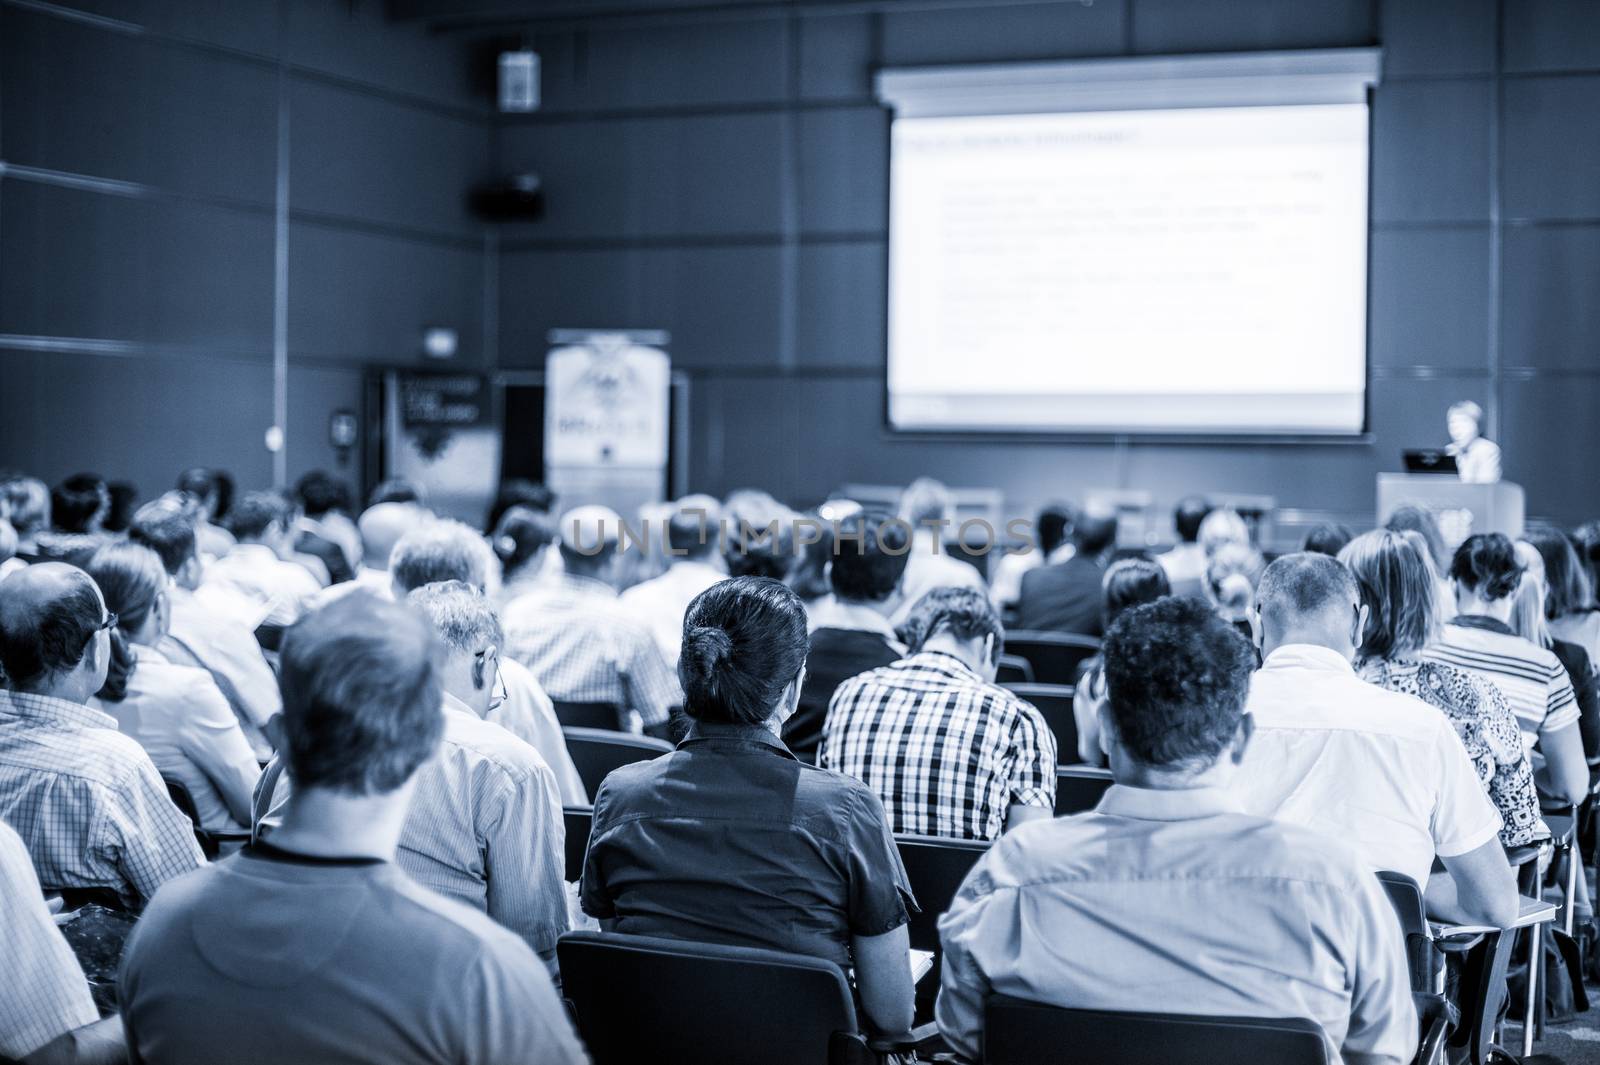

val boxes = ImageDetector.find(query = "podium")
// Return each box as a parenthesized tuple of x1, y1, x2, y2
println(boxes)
(1376, 475, 1524, 552)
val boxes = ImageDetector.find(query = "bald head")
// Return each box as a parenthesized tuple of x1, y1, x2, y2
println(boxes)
(1253, 552, 1364, 660)
(0, 563, 109, 696)
(359, 502, 423, 570)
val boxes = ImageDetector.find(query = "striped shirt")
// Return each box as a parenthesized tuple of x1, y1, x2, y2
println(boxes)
(0, 690, 205, 908)
(1423, 617, 1580, 752)
(819, 651, 1056, 841)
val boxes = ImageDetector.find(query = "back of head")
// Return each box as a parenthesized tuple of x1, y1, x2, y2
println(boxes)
(0, 563, 104, 693)
(278, 592, 443, 794)
(1338, 529, 1438, 661)
(665, 494, 722, 559)
(900, 477, 952, 528)
(1301, 523, 1354, 558)
(294, 470, 351, 519)
(556, 505, 622, 577)
(1510, 541, 1550, 647)
(901, 587, 1002, 659)
(679, 576, 806, 725)
(1036, 504, 1072, 557)
(729, 520, 795, 582)
(1255, 552, 1360, 639)
(1, 478, 50, 539)
(487, 480, 556, 533)
(130, 495, 199, 576)
(1450, 533, 1522, 601)
(1102, 597, 1253, 770)
(1572, 521, 1600, 597)
(406, 580, 503, 655)
(1071, 502, 1118, 558)
(227, 491, 291, 542)
(1524, 525, 1592, 619)
(52, 473, 107, 534)
(368, 478, 426, 509)
(357, 502, 423, 569)
(1102, 558, 1170, 628)
(86, 542, 168, 701)
(1173, 496, 1212, 544)
(829, 509, 910, 603)
(1385, 504, 1448, 573)
(104, 483, 139, 534)
(175, 467, 218, 511)
(1197, 508, 1249, 556)
(491, 505, 557, 578)
(391, 519, 489, 593)
(1206, 542, 1265, 617)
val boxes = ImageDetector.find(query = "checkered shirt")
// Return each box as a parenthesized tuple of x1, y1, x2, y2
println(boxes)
(0, 690, 205, 908)
(819, 651, 1057, 841)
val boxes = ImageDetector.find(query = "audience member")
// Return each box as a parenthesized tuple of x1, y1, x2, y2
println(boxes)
(1386, 504, 1454, 621)
(583, 576, 916, 1037)
(1072, 558, 1170, 765)
(821, 588, 1054, 840)
(1203, 540, 1265, 643)
(1422, 534, 1588, 808)
(619, 495, 726, 668)
(2, 477, 52, 565)
(130, 495, 284, 758)
(492, 506, 559, 602)
(785, 510, 909, 760)
(503, 506, 678, 737)
(292, 470, 358, 584)
(890, 478, 985, 626)
(174, 467, 235, 561)
(1233, 553, 1517, 926)
(102, 482, 138, 535)
(1527, 525, 1600, 676)
(1446, 400, 1501, 484)
(1015, 500, 1117, 635)
(936, 597, 1416, 1064)
(1197, 507, 1249, 557)
(0, 564, 205, 907)
(1573, 521, 1600, 602)
(308, 501, 421, 610)
(1302, 522, 1353, 557)
(87, 543, 260, 833)
(486, 479, 556, 534)
(367, 477, 426, 508)
(1340, 530, 1544, 848)
(989, 503, 1072, 611)
(1155, 495, 1211, 598)
(1511, 539, 1600, 759)
(724, 490, 797, 583)
(205, 491, 323, 628)
(33, 475, 108, 567)
(122, 592, 586, 1065)
(0, 820, 126, 1065)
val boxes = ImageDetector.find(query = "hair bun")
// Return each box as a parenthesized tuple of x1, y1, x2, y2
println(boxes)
(683, 625, 734, 675)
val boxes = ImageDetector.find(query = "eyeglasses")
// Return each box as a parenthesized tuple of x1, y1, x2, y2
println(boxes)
(475, 648, 508, 713)
(97, 611, 119, 632)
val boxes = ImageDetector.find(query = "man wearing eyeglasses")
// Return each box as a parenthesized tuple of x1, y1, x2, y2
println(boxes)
(0, 564, 205, 909)
(254, 584, 567, 969)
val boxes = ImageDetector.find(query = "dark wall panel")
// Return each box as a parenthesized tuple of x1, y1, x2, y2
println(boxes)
(33, 0, 280, 56)
(1371, 80, 1492, 223)
(1501, 226, 1600, 372)
(286, 363, 366, 487)
(1368, 228, 1492, 370)
(880, 0, 1126, 66)
(284, 0, 481, 108)
(798, 15, 874, 101)
(1502, 77, 1600, 220)
(1502, 377, 1600, 526)
(1502, 0, 1600, 73)
(1131, 0, 1371, 53)
(1380, 0, 1495, 77)
(799, 108, 888, 235)
(796, 242, 886, 370)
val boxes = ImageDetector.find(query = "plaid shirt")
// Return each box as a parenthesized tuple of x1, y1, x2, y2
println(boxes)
(502, 573, 678, 727)
(0, 690, 205, 908)
(819, 651, 1057, 841)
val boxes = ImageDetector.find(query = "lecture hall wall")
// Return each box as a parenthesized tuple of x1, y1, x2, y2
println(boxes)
(4, 0, 1600, 533)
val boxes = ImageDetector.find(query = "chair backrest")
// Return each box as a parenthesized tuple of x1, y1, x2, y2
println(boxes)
(1002, 631, 1101, 686)
(562, 726, 674, 797)
(895, 834, 990, 952)
(995, 654, 1034, 685)
(1054, 765, 1112, 816)
(163, 775, 220, 859)
(552, 700, 627, 730)
(1375, 870, 1433, 994)
(999, 683, 1077, 765)
(558, 930, 862, 1065)
(983, 997, 1328, 1065)
(564, 806, 594, 883)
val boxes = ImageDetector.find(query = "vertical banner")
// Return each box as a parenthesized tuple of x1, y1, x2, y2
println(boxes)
(544, 329, 671, 520)
(384, 371, 500, 525)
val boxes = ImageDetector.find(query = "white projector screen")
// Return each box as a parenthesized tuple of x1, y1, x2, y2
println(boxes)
(880, 52, 1380, 435)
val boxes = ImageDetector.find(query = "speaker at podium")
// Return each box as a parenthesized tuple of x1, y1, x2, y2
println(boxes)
(1376, 474, 1524, 554)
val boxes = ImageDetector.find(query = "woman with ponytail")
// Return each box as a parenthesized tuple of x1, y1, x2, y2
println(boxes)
(580, 575, 917, 1038)
(88, 542, 261, 833)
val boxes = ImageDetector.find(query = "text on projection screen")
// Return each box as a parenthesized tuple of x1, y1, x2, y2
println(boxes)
(886, 103, 1370, 434)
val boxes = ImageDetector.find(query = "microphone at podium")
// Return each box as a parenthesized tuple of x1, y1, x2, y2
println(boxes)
(1445, 400, 1502, 485)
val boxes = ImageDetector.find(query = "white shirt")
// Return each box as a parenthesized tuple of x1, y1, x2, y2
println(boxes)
(490, 658, 588, 807)
(93, 645, 261, 832)
(202, 543, 322, 628)
(806, 595, 907, 653)
(1157, 542, 1208, 598)
(161, 585, 282, 761)
(305, 565, 395, 612)
(0, 821, 99, 1059)
(1230, 644, 1503, 886)
(618, 559, 725, 668)
(891, 531, 987, 626)
(1449, 436, 1502, 484)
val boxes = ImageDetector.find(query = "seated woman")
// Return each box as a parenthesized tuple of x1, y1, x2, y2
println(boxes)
(1204, 541, 1264, 647)
(1072, 559, 1170, 766)
(87, 542, 261, 833)
(1340, 530, 1544, 848)
(1525, 528, 1600, 746)
(581, 575, 916, 1036)
(1421, 533, 1590, 810)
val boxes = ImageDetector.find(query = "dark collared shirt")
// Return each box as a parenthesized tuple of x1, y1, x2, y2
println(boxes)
(581, 720, 915, 969)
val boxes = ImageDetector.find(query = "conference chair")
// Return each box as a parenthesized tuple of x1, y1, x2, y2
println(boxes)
(552, 699, 627, 731)
(895, 835, 989, 954)
(564, 806, 594, 884)
(562, 726, 674, 798)
(982, 998, 1327, 1065)
(557, 930, 938, 1065)
(1054, 765, 1112, 816)
(1001, 631, 1100, 686)
(999, 682, 1077, 764)
(995, 654, 1034, 685)
(163, 776, 250, 860)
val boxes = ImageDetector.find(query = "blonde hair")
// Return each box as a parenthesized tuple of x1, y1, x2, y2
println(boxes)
(1339, 529, 1440, 661)
(1205, 542, 1265, 621)
(1198, 509, 1250, 557)
(1510, 541, 1552, 649)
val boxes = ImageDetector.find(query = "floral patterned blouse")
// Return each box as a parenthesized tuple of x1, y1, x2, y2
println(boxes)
(1358, 656, 1546, 848)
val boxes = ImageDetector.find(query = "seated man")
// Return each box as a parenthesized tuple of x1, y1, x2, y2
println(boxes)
(307, 500, 425, 610)
(1156, 495, 1212, 599)
(121, 593, 586, 1065)
(174, 467, 236, 562)
(503, 506, 678, 737)
(618, 495, 726, 669)
(936, 597, 1416, 1064)
(0, 564, 205, 908)
(890, 478, 986, 628)
(820, 588, 1056, 840)
(785, 510, 909, 760)
(0, 819, 126, 1065)
(1233, 553, 1518, 928)
(1015, 501, 1118, 636)
(202, 491, 323, 629)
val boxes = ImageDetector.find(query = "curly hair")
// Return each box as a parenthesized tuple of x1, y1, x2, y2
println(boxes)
(1450, 533, 1523, 601)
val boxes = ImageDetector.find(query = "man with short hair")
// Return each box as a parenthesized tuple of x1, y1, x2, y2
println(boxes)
(936, 597, 1417, 1064)
(293, 470, 359, 582)
(619, 495, 726, 668)
(821, 588, 1055, 840)
(1, 477, 53, 565)
(1157, 495, 1212, 598)
(1232, 553, 1518, 927)
(122, 593, 587, 1065)
(308, 501, 424, 610)
(131, 495, 285, 758)
(175, 467, 236, 561)
(503, 506, 679, 737)
(1015, 501, 1118, 636)
(202, 491, 324, 629)
(0, 564, 205, 907)
(891, 477, 986, 627)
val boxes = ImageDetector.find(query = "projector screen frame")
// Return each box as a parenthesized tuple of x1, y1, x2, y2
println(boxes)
(874, 48, 1383, 444)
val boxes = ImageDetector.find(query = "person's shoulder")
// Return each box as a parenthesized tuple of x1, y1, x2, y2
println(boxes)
(387, 871, 548, 966)
(1236, 815, 1378, 892)
(132, 858, 229, 932)
(443, 713, 554, 784)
